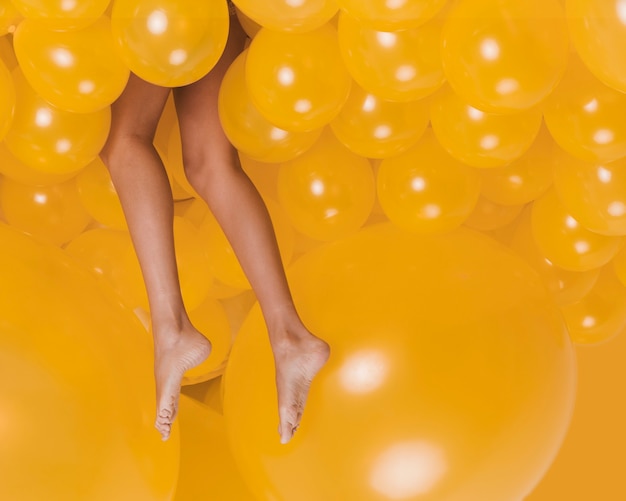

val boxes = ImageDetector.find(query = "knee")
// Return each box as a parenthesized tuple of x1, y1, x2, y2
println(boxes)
(181, 146, 241, 192)
(99, 133, 149, 175)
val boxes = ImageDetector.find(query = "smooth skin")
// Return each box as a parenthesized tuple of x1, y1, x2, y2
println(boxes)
(100, 12, 329, 444)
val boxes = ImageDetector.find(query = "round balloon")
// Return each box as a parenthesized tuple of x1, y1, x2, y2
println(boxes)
(0, 56, 15, 141)
(223, 223, 576, 501)
(337, 0, 448, 30)
(10, 0, 109, 30)
(232, 0, 338, 33)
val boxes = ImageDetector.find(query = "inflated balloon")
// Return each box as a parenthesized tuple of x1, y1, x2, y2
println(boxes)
(377, 129, 481, 233)
(76, 156, 127, 230)
(510, 207, 601, 307)
(478, 124, 555, 206)
(5, 69, 111, 175)
(560, 265, 626, 345)
(218, 51, 322, 163)
(13, 17, 130, 113)
(232, 0, 338, 33)
(234, 6, 261, 39)
(463, 196, 523, 232)
(552, 151, 626, 237)
(531, 189, 623, 272)
(277, 128, 375, 241)
(0, 223, 179, 501)
(182, 297, 231, 385)
(154, 91, 176, 154)
(613, 246, 626, 289)
(0, 141, 76, 185)
(543, 54, 626, 163)
(337, 0, 448, 30)
(0, 32, 18, 68)
(239, 153, 280, 201)
(245, 23, 352, 131)
(10, 0, 109, 30)
(223, 223, 576, 501)
(566, 0, 626, 93)
(441, 0, 568, 113)
(0, 176, 92, 245)
(329, 82, 430, 159)
(0, 56, 15, 140)
(337, 10, 445, 102)
(174, 396, 256, 501)
(0, 0, 21, 34)
(430, 85, 543, 168)
(111, 0, 229, 87)
(162, 132, 198, 200)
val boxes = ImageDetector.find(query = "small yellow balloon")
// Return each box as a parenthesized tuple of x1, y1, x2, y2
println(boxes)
(337, 10, 446, 102)
(377, 129, 481, 234)
(531, 188, 623, 272)
(277, 128, 376, 241)
(233, 0, 338, 33)
(337, 0, 448, 30)
(441, 0, 568, 113)
(218, 50, 322, 163)
(5, 69, 111, 175)
(0, 56, 15, 141)
(329, 82, 430, 159)
(0, 141, 76, 185)
(0, 176, 92, 246)
(111, 0, 229, 87)
(10, 0, 110, 30)
(13, 17, 130, 113)
(245, 23, 352, 131)
(75, 156, 127, 230)
(430, 85, 543, 168)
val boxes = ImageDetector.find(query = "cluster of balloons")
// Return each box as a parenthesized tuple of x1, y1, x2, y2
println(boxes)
(0, 0, 625, 500)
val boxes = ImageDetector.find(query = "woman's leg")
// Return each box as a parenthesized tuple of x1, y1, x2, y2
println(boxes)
(100, 75, 211, 441)
(174, 15, 330, 444)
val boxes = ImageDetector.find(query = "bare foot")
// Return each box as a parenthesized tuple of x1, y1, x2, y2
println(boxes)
(272, 327, 330, 444)
(153, 327, 211, 440)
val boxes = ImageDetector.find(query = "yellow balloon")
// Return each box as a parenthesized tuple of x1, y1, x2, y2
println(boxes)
(614, 245, 626, 289)
(13, 17, 129, 113)
(329, 82, 430, 159)
(218, 50, 322, 163)
(337, 10, 446, 102)
(6, 69, 111, 175)
(233, 0, 338, 33)
(531, 188, 623, 272)
(543, 54, 626, 163)
(223, 223, 576, 501)
(337, 0, 448, 30)
(0, 56, 15, 141)
(75, 156, 127, 230)
(377, 129, 481, 233)
(277, 128, 376, 241)
(0, 223, 179, 501)
(430, 85, 543, 168)
(566, 0, 626, 93)
(478, 124, 555, 206)
(560, 265, 626, 345)
(0, 0, 22, 35)
(111, 0, 229, 87)
(234, 6, 261, 39)
(0, 176, 92, 245)
(0, 141, 76, 185)
(463, 196, 524, 233)
(10, 0, 109, 30)
(245, 23, 352, 131)
(552, 151, 626, 237)
(165, 126, 200, 199)
(239, 153, 280, 201)
(441, 0, 568, 113)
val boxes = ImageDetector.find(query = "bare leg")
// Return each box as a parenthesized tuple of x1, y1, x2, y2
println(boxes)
(100, 76, 211, 441)
(174, 15, 329, 443)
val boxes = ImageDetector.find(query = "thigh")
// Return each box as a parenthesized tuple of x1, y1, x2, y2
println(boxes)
(172, 13, 247, 165)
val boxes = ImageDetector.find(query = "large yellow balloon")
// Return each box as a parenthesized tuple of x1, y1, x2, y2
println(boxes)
(13, 17, 129, 113)
(441, 0, 568, 113)
(543, 54, 626, 163)
(566, 0, 626, 93)
(0, 141, 76, 185)
(245, 23, 352, 131)
(218, 50, 322, 163)
(0, 223, 179, 501)
(0, 55, 15, 141)
(0, 176, 92, 246)
(277, 128, 375, 241)
(430, 85, 543, 168)
(337, 0, 448, 30)
(111, 0, 229, 87)
(329, 82, 430, 159)
(0, 0, 22, 35)
(377, 129, 481, 233)
(223, 223, 576, 501)
(337, 10, 446, 102)
(531, 189, 623, 272)
(5, 69, 111, 175)
(10, 0, 109, 30)
(233, 0, 338, 33)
